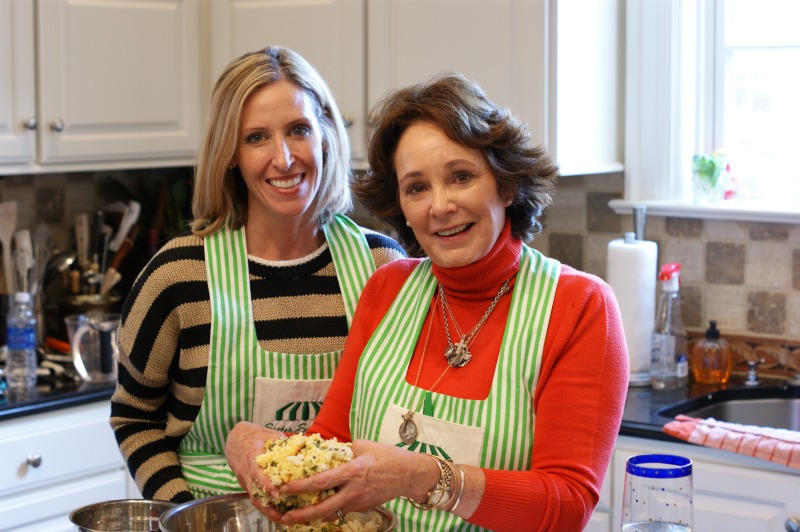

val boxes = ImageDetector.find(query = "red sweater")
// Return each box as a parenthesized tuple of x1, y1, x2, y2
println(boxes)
(309, 224, 629, 531)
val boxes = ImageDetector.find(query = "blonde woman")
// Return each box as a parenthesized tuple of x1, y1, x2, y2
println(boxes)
(110, 46, 405, 503)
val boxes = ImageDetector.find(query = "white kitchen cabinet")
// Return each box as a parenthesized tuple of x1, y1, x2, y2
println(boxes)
(0, 0, 36, 166)
(371, 0, 624, 175)
(207, 0, 622, 173)
(597, 435, 800, 532)
(583, 467, 613, 532)
(367, 0, 547, 162)
(207, 0, 366, 160)
(0, 0, 202, 175)
(0, 400, 132, 531)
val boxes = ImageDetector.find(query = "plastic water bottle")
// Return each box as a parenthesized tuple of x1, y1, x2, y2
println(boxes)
(6, 291, 37, 390)
(651, 263, 688, 390)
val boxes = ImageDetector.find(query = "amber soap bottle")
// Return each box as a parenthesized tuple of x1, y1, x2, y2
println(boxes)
(691, 321, 732, 384)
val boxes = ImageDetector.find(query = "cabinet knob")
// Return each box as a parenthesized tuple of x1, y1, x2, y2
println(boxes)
(341, 114, 353, 128)
(26, 454, 42, 468)
(23, 117, 38, 130)
(49, 118, 65, 132)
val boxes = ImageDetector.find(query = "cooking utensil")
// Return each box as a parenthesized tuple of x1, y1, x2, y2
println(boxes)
(44, 248, 76, 288)
(75, 213, 90, 270)
(69, 499, 176, 532)
(0, 201, 18, 293)
(91, 210, 104, 264)
(100, 268, 122, 296)
(45, 336, 71, 354)
(101, 224, 138, 295)
(32, 222, 52, 295)
(12, 229, 34, 293)
(109, 200, 141, 252)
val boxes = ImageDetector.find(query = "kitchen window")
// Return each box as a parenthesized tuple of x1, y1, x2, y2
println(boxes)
(613, 0, 800, 223)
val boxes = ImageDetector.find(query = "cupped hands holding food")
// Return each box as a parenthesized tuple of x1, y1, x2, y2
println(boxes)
(224, 423, 285, 515)
(225, 423, 477, 527)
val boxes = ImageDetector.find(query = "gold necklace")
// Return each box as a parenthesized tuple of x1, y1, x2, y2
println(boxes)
(440, 278, 511, 368)
(398, 297, 451, 445)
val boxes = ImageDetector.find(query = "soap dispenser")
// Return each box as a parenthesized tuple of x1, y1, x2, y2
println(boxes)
(690, 320, 732, 384)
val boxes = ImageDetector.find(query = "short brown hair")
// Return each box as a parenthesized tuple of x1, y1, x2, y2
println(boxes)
(191, 46, 351, 236)
(355, 73, 558, 257)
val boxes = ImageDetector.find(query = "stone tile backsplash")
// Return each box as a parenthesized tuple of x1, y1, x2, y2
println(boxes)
(528, 172, 800, 352)
(2, 168, 799, 373)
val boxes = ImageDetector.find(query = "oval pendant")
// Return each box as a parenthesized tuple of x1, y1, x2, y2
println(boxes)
(399, 417, 418, 444)
(445, 345, 472, 368)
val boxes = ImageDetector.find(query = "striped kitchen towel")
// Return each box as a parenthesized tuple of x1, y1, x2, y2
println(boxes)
(663, 414, 800, 470)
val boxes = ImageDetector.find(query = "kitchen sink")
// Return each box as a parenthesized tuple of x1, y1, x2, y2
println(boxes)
(657, 385, 800, 431)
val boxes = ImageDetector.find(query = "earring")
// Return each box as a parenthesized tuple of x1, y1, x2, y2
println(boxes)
(406, 221, 411, 227)
(228, 165, 234, 170)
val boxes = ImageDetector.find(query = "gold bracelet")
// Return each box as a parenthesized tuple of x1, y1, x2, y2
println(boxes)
(450, 462, 466, 513)
(402, 454, 454, 510)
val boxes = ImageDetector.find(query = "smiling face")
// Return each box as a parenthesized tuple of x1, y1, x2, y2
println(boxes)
(395, 121, 510, 268)
(231, 79, 325, 227)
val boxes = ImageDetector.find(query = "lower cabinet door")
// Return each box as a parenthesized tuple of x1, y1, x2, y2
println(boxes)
(584, 508, 612, 532)
(1, 468, 127, 531)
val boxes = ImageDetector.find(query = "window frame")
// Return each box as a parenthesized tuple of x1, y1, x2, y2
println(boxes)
(611, 0, 800, 224)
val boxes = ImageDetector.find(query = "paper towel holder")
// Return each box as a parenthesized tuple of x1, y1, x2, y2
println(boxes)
(606, 227, 658, 388)
(633, 205, 647, 240)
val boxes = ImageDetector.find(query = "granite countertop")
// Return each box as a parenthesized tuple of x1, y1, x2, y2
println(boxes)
(619, 375, 794, 442)
(0, 378, 116, 421)
(1, 372, 791, 443)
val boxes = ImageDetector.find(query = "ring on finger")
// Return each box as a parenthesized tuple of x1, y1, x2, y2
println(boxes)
(336, 509, 346, 522)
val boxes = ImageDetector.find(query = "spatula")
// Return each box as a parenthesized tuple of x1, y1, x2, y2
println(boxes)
(32, 223, 52, 295)
(0, 201, 18, 294)
(13, 229, 34, 293)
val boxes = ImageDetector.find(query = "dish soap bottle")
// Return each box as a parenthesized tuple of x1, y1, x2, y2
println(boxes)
(691, 320, 732, 384)
(651, 263, 688, 390)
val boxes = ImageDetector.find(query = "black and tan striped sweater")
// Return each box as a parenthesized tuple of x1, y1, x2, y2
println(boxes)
(110, 227, 405, 502)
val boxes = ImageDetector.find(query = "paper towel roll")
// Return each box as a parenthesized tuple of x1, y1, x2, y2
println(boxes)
(606, 233, 658, 386)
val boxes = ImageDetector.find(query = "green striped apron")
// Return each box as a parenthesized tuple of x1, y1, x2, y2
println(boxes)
(179, 215, 375, 498)
(352, 245, 560, 531)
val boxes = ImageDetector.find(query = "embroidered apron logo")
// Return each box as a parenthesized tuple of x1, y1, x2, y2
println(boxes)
(396, 440, 452, 461)
(275, 401, 323, 421)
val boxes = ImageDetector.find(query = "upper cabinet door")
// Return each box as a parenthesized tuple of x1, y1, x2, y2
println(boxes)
(0, 0, 36, 165)
(36, 0, 201, 164)
(209, 0, 367, 161)
(368, 0, 622, 176)
(367, 0, 548, 154)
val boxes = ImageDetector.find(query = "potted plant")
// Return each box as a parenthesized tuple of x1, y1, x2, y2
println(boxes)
(691, 152, 731, 203)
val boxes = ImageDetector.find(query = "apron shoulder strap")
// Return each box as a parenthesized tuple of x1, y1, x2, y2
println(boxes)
(324, 214, 377, 326)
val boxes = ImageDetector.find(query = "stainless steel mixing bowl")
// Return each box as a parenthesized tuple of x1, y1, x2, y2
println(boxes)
(159, 492, 396, 531)
(69, 499, 177, 532)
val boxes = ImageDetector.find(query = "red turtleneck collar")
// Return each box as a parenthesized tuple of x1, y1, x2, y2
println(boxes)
(431, 219, 521, 301)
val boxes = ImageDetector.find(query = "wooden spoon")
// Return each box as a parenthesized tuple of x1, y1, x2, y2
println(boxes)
(0, 201, 18, 293)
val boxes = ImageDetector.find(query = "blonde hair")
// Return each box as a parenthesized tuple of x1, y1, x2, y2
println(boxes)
(191, 46, 352, 236)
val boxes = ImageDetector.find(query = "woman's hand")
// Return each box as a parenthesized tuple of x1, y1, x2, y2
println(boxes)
(224, 421, 286, 517)
(275, 439, 439, 526)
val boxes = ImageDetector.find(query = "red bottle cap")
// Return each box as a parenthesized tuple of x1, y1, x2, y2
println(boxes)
(658, 262, 682, 281)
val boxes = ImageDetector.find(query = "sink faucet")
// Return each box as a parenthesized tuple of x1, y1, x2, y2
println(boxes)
(744, 359, 763, 387)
